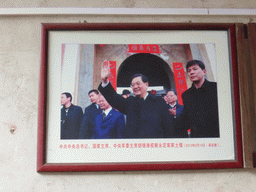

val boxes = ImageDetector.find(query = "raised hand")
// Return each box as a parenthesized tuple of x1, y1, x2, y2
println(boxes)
(101, 60, 110, 84)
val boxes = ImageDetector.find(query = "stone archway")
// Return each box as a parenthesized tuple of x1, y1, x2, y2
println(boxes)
(117, 53, 175, 91)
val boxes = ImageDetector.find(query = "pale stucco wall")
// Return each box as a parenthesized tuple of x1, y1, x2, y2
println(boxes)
(1, 1, 256, 191)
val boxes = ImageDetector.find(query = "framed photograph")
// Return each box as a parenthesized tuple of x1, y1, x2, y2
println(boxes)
(37, 23, 243, 172)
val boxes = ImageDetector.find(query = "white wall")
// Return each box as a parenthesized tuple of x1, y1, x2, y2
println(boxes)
(1, 1, 256, 191)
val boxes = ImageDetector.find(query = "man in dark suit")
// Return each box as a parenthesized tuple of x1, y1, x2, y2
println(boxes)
(61, 92, 83, 139)
(79, 89, 101, 139)
(98, 62, 175, 138)
(177, 60, 220, 138)
(166, 89, 184, 119)
(92, 95, 125, 139)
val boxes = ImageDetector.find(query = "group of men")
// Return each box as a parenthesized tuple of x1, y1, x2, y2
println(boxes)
(60, 59, 219, 139)
(61, 90, 125, 139)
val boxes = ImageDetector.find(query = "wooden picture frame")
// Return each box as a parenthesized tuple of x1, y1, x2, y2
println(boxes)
(37, 23, 244, 172)
(245, 23, 256, 168)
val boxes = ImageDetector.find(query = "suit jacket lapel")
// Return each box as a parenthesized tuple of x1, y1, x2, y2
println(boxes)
(102, 109, 113, 122)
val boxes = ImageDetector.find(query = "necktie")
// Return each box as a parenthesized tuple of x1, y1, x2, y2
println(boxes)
(102, 112, 106, 120)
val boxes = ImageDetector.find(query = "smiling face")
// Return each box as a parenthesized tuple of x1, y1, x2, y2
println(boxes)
(130, 76, 149, 98)
(187, 64, 206, 83)
(98, 96, 111, 111)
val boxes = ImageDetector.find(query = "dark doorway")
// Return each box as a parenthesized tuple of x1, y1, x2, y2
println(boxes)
(117, 53, 174, 90)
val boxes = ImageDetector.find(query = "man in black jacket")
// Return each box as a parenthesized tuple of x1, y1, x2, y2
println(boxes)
(61, 92, 83, 139)
(177, 60, 220, 138)
(79, 89, 101, 139)
(98, 62, 174, 138)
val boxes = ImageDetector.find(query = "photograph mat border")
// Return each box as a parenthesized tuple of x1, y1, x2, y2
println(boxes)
(47, 30, 234, 163)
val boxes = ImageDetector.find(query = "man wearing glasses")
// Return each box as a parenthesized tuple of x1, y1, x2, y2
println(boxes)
(98, 62, 175, 138)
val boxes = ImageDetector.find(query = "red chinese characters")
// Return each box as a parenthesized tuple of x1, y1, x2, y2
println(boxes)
(92, 143, 109, 149)
(59, 144, 89, 149)
(112, 142, 183, 148)
(173, 62, 188, 105)
(59, 142, 188, 149)
(128, 44, 161, 54)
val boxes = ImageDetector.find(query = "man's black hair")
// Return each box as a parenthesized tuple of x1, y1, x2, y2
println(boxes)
(122, 89, 130, 95)
(62, 92, 72, 102)
(167, 89, 177, 96)
(88, 89, 99, 95)
(131, 73, 149, 83)
(186, 60, 205, 71)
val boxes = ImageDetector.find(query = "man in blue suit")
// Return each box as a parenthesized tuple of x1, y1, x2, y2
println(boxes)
(166, 89, 184, 119)
(92, 95, 125, 139)
(61, 92, 83, 139)
(165, 89, 184, 138)
(79, 89, 102, 139)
